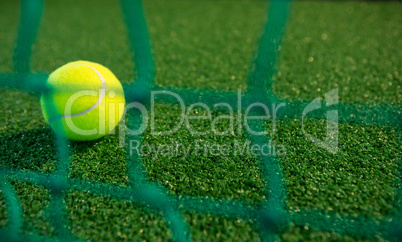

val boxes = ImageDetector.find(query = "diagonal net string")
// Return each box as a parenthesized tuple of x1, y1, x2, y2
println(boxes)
(0, 0, 401, 241)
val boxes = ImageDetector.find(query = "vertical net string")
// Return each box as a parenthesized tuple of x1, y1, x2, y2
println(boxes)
(247, 0, 290, 99)
(245, 0, 291, 240)
(120, 0, 155, 93)
(120, 0, 190, 241)
(13, 0, 44, 74)
(0, 177, 22, 240)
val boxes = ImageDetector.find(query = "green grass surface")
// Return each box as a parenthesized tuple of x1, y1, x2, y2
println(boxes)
(0, 0, 401, 241)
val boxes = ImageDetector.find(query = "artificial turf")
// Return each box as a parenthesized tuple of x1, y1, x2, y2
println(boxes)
(0, 0, 401, 241)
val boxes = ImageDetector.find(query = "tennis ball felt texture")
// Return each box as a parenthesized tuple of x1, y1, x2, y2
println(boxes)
(40, 61, 126, 141)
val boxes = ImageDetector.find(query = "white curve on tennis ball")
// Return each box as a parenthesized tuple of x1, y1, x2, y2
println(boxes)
(48, 64, 107, 123)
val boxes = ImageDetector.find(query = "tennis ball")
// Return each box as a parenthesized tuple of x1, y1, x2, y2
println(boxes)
(40, 60, 126, 141)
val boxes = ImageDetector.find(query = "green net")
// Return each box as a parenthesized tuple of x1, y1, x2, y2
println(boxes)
(0, 0, 401, 241)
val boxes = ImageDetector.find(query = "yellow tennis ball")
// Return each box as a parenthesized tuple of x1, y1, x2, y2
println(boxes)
(40, 60, 126, 141)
